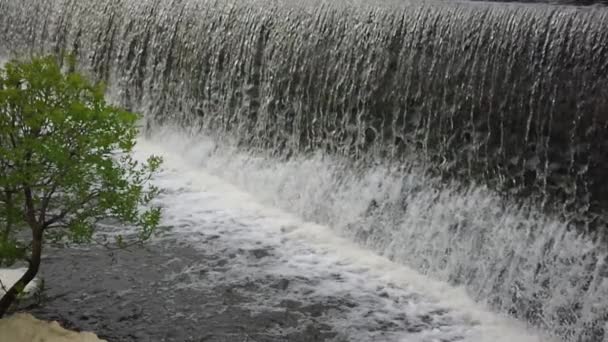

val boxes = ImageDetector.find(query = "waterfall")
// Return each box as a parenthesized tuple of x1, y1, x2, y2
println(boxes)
(1, 0, 607, 340)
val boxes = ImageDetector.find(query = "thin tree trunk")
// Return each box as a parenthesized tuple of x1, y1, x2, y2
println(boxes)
(0, 227, 42, 318)
(2, 190, 14, 243)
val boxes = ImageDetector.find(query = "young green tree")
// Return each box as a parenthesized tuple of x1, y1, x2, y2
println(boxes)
(0, 56, 162, 317)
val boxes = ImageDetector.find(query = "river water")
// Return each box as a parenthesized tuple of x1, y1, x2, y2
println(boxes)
(127, 131, 552, 342)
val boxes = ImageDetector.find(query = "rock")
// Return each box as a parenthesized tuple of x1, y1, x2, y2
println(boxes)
(0, 313, 106, 342)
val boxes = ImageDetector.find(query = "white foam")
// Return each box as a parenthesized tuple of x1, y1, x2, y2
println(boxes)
(0, 268, 38, 297)
(134, 133, 554, 342)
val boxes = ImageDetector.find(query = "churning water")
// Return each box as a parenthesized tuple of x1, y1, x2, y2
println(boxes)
(1, 0, 607, 341)
(134, 132, 554, 342)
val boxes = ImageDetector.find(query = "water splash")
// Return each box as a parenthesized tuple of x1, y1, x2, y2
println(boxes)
(137, 135, 551, 342)
(149, 128, 608, 341)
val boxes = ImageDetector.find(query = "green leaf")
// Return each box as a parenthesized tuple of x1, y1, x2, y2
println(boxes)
(0, 55, 162, 263)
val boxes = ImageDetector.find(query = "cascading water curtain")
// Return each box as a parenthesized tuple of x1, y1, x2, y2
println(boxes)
(1, 0, 607, 341)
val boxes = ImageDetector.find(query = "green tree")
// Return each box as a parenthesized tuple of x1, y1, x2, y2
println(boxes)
(0, 56, 162, 317)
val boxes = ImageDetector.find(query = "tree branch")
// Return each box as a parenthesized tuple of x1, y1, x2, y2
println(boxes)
(22, 186, 38, 229)
(42, 191, 100, 228)
(2, 190, 14, 242)
(38, 182, 59, 224)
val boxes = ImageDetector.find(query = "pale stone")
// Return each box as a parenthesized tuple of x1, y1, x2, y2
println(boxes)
(0, 313, 106, 342)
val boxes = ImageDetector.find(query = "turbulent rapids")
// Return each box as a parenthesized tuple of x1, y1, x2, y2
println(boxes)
(1, 0, 607, 341)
